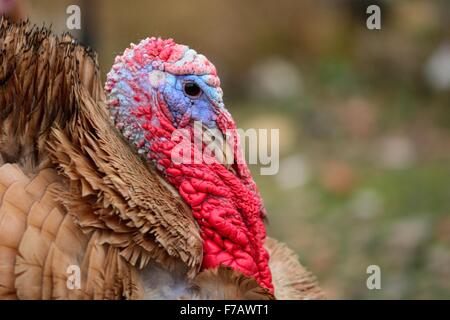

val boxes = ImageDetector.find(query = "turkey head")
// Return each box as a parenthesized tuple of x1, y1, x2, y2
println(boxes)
(105, 38, 273, 293)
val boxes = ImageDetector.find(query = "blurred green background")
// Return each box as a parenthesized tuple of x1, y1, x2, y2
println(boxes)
(6, 0, 450, 299)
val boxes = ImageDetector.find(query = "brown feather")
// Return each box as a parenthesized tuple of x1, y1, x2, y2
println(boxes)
(265, 237, 325, 299)
(0, 19, 202, 299)
(188, 267, 275, 300)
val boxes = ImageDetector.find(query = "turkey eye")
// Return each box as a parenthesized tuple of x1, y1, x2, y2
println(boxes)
(183, 82, 202, 98)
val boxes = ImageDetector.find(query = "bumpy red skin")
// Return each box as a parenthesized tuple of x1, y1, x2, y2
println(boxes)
(105, 38, 273, 292)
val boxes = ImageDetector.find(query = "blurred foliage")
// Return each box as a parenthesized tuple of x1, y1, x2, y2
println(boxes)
(23, 0, 450, 299)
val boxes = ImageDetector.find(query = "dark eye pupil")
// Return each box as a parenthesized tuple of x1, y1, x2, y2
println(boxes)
(184, 82, 201, 97)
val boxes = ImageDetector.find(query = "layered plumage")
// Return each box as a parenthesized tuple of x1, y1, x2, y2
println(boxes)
(0, 19, 324, 299)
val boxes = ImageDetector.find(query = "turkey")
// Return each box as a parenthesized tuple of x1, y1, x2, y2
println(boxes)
(0, 19, 324, 300)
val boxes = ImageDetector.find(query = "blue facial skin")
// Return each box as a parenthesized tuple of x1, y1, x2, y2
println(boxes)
(161, 74, 220, 129)
(109, 61, 224, 134)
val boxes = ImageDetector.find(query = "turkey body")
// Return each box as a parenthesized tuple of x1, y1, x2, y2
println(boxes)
(0, 19, 324, 300)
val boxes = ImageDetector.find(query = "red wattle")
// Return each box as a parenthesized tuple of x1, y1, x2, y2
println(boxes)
(147, 106, 273, 292)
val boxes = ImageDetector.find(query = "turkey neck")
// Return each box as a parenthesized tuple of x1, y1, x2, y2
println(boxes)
(111, 90, 273, 292)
